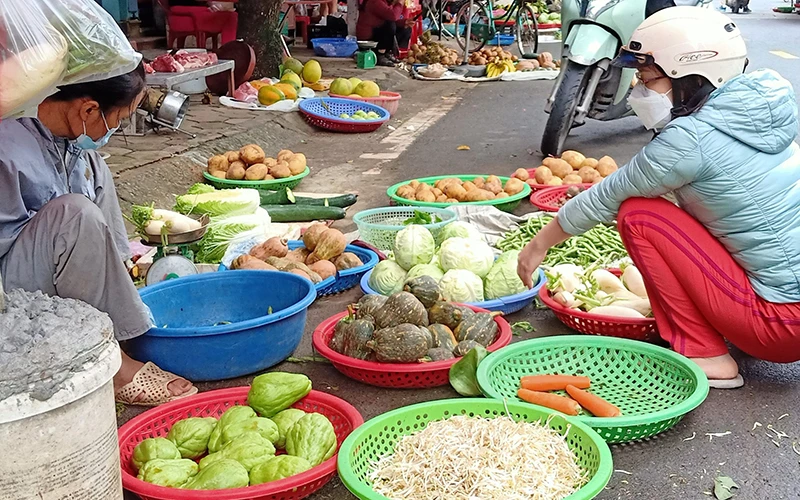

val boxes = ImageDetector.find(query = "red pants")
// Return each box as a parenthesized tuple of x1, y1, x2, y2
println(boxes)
(617, 198, 800, 363)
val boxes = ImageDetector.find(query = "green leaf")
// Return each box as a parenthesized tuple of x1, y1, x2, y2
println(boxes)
(448, 346, 489, 396)
(403, 210, 434, 226)
(511, 321, 534, 336)
(714, 475, 739, 500)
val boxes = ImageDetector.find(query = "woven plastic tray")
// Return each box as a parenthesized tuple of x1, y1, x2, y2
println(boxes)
(539, 274, 659, 342)
(203, 167, 309, 190)
(337, 398, 613, 500)
(118, 388, 364, 500)
(298, 98, 390, 133)
(286, 241, 378, 296)
(312, 304, 512, 388)
(328, 91, 401, 116)
(387, 175, 532, 213)
(477, 336, 709, 443)
(359, 268, 547, 315)
(530, 183, 594, 212)
(353, 206, 458, 251)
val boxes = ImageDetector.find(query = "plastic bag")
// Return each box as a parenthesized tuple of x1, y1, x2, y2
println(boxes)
(39, 0, 142, 84)
(0, 2, 69, 119)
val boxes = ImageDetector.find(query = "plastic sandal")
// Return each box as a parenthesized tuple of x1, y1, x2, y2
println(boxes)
(708, 374, 744, 389)
(115, 361, 198, 406)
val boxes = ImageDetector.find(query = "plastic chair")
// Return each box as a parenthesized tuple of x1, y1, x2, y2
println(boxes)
(157, 0, 239, 50)
(398, 8, 423, 59)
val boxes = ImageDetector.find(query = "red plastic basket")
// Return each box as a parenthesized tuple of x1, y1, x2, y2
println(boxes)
(529, 184, 593, 212)
(312, 304, 513, 388)
(118, 388, 364, 500)
(328, 91, 402, 116)
(538, 273, 659, 342)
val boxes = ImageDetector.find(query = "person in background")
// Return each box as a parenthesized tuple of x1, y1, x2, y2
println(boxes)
(0, 63, 197, 406)
(357, 0, 412, 66)
(164, 0, 238, 46)
(516, 7, 800, 389)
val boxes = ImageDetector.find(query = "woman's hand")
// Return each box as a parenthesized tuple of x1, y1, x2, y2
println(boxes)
(516, 216, 573, 288)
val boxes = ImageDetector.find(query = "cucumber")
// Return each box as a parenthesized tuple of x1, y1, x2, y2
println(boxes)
(261, 205, 346, 222)
(259, 188, 294, 205)
(294, 193, 358, 208)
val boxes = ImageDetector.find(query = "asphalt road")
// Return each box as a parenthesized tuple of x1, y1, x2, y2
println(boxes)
(122, 4, 800, 499)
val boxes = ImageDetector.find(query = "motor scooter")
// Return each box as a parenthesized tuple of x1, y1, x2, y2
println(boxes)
(541, 0, 710, 156)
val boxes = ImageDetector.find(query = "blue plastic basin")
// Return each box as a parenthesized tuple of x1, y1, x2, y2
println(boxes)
(129, 271, 316, 381)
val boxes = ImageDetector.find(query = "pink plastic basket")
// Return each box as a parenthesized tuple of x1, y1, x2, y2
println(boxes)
(312, 304, 513, 388)
(118, 388, 364, 500)
(328, 91, 401, 116)
(529, 184, 593, 212)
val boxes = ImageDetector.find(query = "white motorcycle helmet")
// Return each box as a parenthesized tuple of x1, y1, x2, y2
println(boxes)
(614, 6, 748, 117)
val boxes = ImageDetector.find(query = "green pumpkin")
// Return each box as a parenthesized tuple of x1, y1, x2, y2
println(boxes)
(374, 292, 428, 329)
(425, 346, 455, 361)
(366, 324, 430, 362)
(427, 302, 468, 330)
(403, 275, 442, 308)
(356, 294, 387, 320)
(329, 310, 354, 354)
(341, 318, 375, 360)
(427, 324, 458, 351)
(453, 339, 481, 357)
(454, 311, 500, 346)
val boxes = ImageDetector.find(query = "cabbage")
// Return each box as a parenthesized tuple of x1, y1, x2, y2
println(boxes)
(441, 221, 483, 242)
(368, 260, 407, 295)
(195, 209, 272, 263)
(438, 237, 495, 278)
(394, 225, 436, 271)
(484, 250, 534, 299)
(439, 269, 484, 302)
(175, 188, 260, 217)
(405, 263, 445, 283)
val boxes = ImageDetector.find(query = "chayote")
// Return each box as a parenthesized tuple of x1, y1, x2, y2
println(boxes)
(185, 459, 249, 490)
(247, 372, 312, 418)
(270, 408, 307, 449)
(285, 412, 337, 467)
(207, 406, 257, 453)
(136, 458, 198, 488)
(131, 437, 181, 470)
(198, 431, 276, 472)
(249, 455, 312, 485)
(167, 417, 219, 459)
(221, 416, 280, 447)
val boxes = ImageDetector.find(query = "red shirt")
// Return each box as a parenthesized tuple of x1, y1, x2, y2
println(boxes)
(356, 0, 406, 40)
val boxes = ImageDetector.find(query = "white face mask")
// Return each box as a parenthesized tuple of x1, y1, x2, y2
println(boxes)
(628, 84, 673, 131)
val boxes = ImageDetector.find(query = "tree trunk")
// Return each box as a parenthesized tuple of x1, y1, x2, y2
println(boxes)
(237, 0, 285, 78)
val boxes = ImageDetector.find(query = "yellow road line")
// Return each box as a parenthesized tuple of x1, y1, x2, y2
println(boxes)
(770, 50, 798, 60)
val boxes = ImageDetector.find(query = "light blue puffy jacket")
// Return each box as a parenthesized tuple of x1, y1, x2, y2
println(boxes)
(558, 69, 800, 303)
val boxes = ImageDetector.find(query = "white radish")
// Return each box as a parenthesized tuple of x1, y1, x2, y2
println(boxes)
(554, 291, 583, 309)
(586, 305, 646, 319)
(152, 209, 201, 233)
(591, 269, 627, 294)
(164, 218, 193, 234)
(609, 298, 652, 317)
(144, 220, 165, 236)
(622, 265, 648, 298)
(610, 289, 644, 302)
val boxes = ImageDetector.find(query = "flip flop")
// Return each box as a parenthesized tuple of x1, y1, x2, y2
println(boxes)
(708, 374, 744, 389)
(115, 361, 198, 406)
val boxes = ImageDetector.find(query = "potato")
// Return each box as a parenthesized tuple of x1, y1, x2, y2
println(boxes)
(597, 156, 618, 177)
(444, 183, 468, 201)
(462, 181, 477, 192)
(598, 155, 618, 169)
(534, 166, 553, 184)
(263, 174, 275, 180)
(224, 151, 241, 164)
(526, 179, 538, 187)
(239, 144, 265, 165)
(561, 150, 586, 169)
(545, 177, 563, 186)
(416, 190, 436, 202)
(289, 268, 312, 281)
(486, 175, 501, 185)
(291, 152, 307, 166)
(578, 166, 598, 183)
(436, 194, 448, 202)
(513, 168, 530, 181)
(277, 149, 294, 162)
(207, 155, 229, 173)
(563, 174, 583, 185)
(472, 177, 485, 188)
(436, 177, 461, 190)
(409, 179, 421, 188)
(270, 162, 292, 179)
(581, 158, 599, 169)
(495, 192, 510, 198)
(445, 198, 459, 203)
(245, 163, 269, 180)
(504, 178, 525, 195)
(432, 187, 443, 197)
(484, 180, 503, 195)
(308, 260, 336, 280)
(397, 185, 416, 199)
(209, 170, 226, 179)
(544, 158, 573, 178)
(287, 157, 306, 176)
(226, 162, 246, 180)
(265, 157, 278, 167)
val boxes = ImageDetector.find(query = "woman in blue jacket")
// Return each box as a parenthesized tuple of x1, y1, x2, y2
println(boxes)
(517, 7, 800, 388)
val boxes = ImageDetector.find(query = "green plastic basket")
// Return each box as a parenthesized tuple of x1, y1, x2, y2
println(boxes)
(203, 167, 310, 190)
(337, 398, 613, 500)
(477, 336, 709, 444)
(353, 206, 458, 251)
(387, 175, 532, 213)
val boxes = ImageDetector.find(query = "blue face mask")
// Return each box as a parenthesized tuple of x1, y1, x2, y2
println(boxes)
(75, 112, 117, 150)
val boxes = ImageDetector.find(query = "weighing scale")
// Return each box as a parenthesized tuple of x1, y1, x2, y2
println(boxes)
(142, 215, 210, 286)
(356, 41, 378, 69)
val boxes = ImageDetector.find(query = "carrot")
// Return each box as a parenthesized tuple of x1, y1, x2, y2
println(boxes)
(565, 385, 621, 417)
(520, 374, 591, 392)
(517, 388, 581, 416)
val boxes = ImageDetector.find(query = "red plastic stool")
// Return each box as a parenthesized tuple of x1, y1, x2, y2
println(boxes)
(398, 12, 422, 59)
